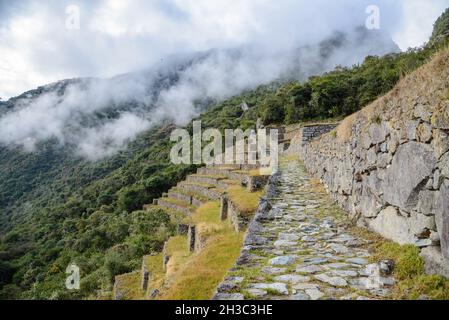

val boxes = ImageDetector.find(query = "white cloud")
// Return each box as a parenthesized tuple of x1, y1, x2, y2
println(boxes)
(0, 0, 447, 159)
(2, 0, 446, 98)
(393, 0, 449, 50)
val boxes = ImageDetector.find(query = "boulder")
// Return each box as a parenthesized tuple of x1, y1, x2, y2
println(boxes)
(382, 142, 437, 211)
(368, 206, 414, 244)
(420, 247, 449, 278)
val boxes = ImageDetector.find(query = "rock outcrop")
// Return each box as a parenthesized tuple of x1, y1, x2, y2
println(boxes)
(294, 48, 449, 277)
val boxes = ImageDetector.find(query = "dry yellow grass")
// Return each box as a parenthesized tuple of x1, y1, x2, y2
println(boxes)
(165, 236, 192, 278)
(144, 254, 165, 296)
(157, 200, 245, 300)
(227, 185, 263, 216)
(336, 111, 359, 142)
(114, 271, 142, 300)
(191, 201, 221, 224)
(159, 230, 244, 300)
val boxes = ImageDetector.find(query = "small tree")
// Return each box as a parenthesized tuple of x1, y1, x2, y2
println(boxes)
(261, 96, 285, 125)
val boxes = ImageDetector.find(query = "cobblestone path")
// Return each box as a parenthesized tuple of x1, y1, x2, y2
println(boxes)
(215, 158, 395, 300)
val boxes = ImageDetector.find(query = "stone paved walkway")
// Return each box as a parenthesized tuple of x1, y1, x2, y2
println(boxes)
(215, 158, 395, 300)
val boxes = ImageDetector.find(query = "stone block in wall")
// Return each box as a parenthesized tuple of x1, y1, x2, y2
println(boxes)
(141, 263, 150, 292)
(416, 190, 439, 215)
(177, 224, 189, 235)
(366, 148, 377, 168)
(405, 120, 419, 141)
(369, 122, 390, 145)
(368, 206, 415, 245)
(435, 180, 449, 259)
(440, 152, 449, 178)
(414, 104, 432, 122)
(227, 200, 249, 232)
(361, 130, 373, 150)
(377, 153, 392, 168)
(417, 123, 432, 143)
(382, 142, 437, 211)
(432, 130, 449, 159)
(247, 175, 270, 192)
(163, 255, 170, 270)
(433, 170, 443, 190)
(112, 278, 123, 300)
(387, 130, 400, 154)
(187, 225, 196, 252)
(220, 196, 228, 221)
(409, 212, 436, 238)
(162, 241, 170, 271)
(195, 228, 208, 252)
(360, 192, 383, 218)
(420, 247, 449, 278)
(431, 103, 449, 130)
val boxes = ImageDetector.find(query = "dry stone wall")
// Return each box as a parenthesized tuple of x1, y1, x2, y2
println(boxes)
(295, 50, 449, 277)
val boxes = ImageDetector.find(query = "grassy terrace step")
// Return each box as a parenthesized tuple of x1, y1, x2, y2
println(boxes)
(157, 202, 245, 300)
(227, 185, 264, 218)
(157, 198, 197, 215)
(197, 167, 233, 177)
(169, 188, 210, 203)
(113, 271, 142, 300)
(166, 191, 195, 205)
(143, 254, 165, 298)
(196, 167, 250, 181)
(145, 204, 190, 225)
(177, 181, 223, 200)
(217, 179, 244, 189)
(186, 174, 227, 186)
(117, 178, 266, 300)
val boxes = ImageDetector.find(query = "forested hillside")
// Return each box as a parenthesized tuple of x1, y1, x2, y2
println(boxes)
(0, 10, 448, 299)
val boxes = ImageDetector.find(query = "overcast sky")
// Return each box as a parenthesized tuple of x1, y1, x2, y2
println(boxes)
(0, 0, 448, 99)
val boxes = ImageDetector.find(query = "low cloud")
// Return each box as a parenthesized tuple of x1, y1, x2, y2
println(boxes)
(0, 0, 446, 159)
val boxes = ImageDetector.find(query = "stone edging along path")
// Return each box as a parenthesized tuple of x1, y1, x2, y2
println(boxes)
(214, 157, 396, 300)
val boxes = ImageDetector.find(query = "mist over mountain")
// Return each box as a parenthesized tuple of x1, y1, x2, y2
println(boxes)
(0, 27, 399, 160)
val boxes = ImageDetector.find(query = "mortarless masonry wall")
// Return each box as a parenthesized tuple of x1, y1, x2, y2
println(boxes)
(293, 50, 449, 277)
